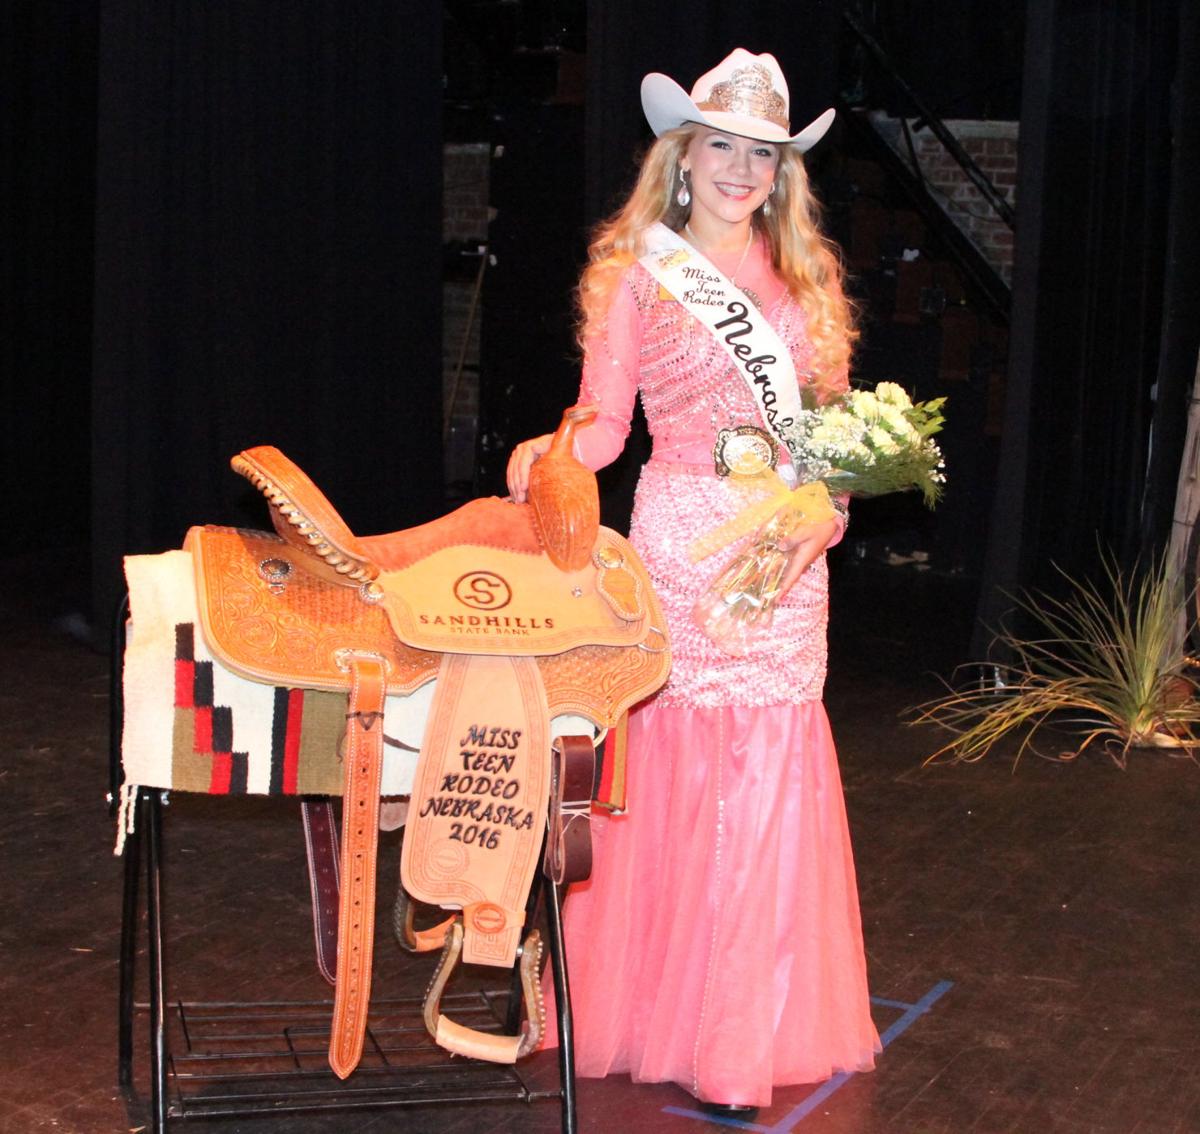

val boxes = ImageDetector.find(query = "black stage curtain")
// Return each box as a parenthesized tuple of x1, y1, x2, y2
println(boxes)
(973, 0, 1200, 651)
(90, 4, 443, 631)
(476, 102, 586, 500)
(1140, 2, 1200, 555)
(2, 4, 98, 555)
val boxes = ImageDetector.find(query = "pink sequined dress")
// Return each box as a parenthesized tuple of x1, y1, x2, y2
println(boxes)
(546, 237, 880, 1108)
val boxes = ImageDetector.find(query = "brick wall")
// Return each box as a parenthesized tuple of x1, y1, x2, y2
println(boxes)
(871, 114, 1018, 284)
(442, 142, 491, 486)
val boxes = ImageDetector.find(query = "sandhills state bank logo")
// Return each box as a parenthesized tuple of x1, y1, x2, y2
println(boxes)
(453, 571, 512, 611)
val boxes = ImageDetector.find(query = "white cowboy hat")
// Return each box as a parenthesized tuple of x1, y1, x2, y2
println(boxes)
(641, 47, 835, 150)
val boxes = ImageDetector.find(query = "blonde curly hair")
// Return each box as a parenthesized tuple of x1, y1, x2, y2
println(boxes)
(577, 125, 855, 392)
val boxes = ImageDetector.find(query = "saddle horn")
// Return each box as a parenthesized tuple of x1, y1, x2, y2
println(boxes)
(527, 405, 600, 571)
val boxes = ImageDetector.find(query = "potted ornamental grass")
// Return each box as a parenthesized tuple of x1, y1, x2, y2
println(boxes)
(909, 552, 1200, 768)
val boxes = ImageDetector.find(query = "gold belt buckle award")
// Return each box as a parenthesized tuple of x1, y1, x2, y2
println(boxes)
(713, 425, 777, 478)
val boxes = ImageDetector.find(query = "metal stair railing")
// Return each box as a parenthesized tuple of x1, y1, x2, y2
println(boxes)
(841, 8, 1014, 323)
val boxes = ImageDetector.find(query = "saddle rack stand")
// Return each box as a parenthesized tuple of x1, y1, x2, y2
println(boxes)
(112, 600, 582, 1133)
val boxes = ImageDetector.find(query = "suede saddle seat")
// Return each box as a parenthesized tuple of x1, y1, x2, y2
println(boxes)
(187, 407, 670, 1078)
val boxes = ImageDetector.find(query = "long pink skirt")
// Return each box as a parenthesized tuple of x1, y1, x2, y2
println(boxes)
(546, 698, 880, 1107)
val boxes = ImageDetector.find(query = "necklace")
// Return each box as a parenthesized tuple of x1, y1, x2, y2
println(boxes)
(685, 223, 753, 283)
(684, 223, 761, 308)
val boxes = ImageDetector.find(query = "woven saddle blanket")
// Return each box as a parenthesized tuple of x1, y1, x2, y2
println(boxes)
(119, 549, 600, 806)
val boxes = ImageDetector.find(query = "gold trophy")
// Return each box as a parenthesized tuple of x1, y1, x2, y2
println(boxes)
(692, 431, 833, 656)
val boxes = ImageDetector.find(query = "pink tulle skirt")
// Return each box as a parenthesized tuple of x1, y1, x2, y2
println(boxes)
(545, 699, 880, 1107)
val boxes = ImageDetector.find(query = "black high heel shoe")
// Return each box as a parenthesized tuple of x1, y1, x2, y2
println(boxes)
(700, 1101, 760, 1120)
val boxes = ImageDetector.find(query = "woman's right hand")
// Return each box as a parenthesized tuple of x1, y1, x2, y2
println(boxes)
(506, 433, 554, 503)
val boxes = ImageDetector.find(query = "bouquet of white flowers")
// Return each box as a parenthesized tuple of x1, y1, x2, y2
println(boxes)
(781, 381, 946, 505)
(692, 382, 946, 656)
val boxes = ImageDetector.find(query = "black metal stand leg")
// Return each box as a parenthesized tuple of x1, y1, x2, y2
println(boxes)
(545, 879, 577, 1134)
(114, 592, 140, 1089)
(144, 790, 168, 1133)
(117, 818, 142, 1086)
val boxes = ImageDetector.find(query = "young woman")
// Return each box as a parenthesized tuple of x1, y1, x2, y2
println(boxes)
(507, 48, 880, 1115)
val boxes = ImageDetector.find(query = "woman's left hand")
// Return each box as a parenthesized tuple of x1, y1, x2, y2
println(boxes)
(772, 516, 840, 597)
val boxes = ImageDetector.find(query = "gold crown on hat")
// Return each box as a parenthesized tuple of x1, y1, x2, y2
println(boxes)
(696, 63, 788, 131)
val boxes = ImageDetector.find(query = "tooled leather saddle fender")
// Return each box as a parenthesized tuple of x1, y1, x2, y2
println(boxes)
(187, 407, 670, 1078)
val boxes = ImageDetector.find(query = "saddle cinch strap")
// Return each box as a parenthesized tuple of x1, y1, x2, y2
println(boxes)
(329, 651, 388, 1078)
(189, 407, 670, 1078)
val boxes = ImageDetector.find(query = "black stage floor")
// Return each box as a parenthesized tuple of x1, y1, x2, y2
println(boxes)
(3, 546, 1199, 1133)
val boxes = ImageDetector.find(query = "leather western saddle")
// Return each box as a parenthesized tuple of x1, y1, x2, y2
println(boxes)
(186, 407, 669, 1078)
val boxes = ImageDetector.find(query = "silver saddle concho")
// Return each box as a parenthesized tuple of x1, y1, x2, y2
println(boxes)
(188, 406, 670, 1078)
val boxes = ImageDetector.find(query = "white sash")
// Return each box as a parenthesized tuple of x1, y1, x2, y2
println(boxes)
(639, 222, 807, 457)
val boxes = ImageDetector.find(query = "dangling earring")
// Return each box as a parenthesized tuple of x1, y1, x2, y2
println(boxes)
(762, 182, 777, 217)
(676, 167, 691, 208)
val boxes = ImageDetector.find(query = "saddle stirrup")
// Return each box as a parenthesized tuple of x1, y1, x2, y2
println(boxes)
(406, 733, 597, 1061)
(423, 920, 546, 1064)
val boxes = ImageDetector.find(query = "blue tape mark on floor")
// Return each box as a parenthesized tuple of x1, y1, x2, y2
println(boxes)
(661, 1106, 771, 1131)
(662, 980, 953, 1130)
(874, 980, 954, 1050)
